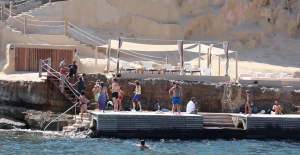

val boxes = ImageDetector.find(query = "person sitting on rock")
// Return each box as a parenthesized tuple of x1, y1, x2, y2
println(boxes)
(272, 101, 283, 115)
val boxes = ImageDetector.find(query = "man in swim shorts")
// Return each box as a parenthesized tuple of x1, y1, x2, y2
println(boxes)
(128, 80, 142, 112)
(244, 90, 253, 116)
(111, 78, 120, 112)
(118, 86, 124, 111)
(66, 60, 77, 84)
(169, 82, 183, 114)
(59, 57, 69, 86)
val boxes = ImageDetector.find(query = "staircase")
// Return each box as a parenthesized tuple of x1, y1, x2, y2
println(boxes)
(62, 113, 91, 132)
(200, 113, 235, 129)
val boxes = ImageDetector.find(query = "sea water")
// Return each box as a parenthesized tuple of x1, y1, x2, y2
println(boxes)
(0, 131, 299, 155)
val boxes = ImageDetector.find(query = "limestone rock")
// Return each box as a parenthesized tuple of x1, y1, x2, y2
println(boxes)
(0, 115, 27, 129)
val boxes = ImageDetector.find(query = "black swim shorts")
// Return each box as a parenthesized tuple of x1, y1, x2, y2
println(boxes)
(112, 92, 118, 98)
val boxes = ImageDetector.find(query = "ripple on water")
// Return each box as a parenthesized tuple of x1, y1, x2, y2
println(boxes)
(0, 132, 300, 155)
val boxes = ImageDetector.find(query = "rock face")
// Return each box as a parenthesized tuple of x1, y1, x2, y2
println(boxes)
(0, 80, 73, 112)
(103, 77, 300, 113)
(0, 115, 26, 129)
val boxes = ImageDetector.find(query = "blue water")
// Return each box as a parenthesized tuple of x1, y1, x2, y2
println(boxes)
(0, 132, 299, 155)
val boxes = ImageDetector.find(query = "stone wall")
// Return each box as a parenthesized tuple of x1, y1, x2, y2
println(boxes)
(0, 73, 299, 114)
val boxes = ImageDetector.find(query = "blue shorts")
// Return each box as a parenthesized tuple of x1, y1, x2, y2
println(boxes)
(172, 97, 181, 104)
(132, 94, 141, 102)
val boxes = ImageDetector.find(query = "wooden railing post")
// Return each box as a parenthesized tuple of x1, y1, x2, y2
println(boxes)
(198, 42, 201, 68)
(24, 18, 27, 34)
(218, 55, 220, 76)
(166, 57, 169, 64)
(64, 21, 67, 36)
(1, 3, 4, 22)
(39, 59, 42, 78)
(47, 57, 51, 76)
(207, 48, 209, 68)
(95, 46, 97, 72)
(10, 1, 13, 17)
(61, 74, 65, 93)
(236, 51, 238, 80)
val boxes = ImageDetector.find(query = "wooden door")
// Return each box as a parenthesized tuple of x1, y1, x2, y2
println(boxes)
(15, 48, 73, 71)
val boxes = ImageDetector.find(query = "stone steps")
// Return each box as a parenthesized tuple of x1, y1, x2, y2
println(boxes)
(201, 113, 235, 128)
(62, 113, 91, 133)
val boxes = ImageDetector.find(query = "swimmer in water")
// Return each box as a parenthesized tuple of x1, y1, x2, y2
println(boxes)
(139, 139, 149, 149)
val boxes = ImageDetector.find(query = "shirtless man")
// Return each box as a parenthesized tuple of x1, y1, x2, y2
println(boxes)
(139, 139, 149, 149)
(169, 82, 183, 114)
(118, 86, 124, 111)
(59, 57, 69, 86)
(272, 101, 283, 115)
(111, 78, 120, 112)
(244, 90, 253, 116)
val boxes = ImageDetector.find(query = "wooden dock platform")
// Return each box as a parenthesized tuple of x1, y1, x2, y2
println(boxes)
(90, 111, 203, 139)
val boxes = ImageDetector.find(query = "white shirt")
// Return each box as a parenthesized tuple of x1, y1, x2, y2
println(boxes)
(186, 101, 196, 114)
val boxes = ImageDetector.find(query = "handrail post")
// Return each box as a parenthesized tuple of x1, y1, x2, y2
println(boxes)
(39, 59, 42, 78)
(49, 0, 52, 3)
(47, 57, 51, 76)
(64, 20, 67, 36)
(166, 57, 169, 64)
(218, 55, 220, 76)
(1, 3, 4, 22)
(24, 18, 27, 34)
(10, 1, 13, 17)
(207, 48, 209, 68)
(198, 42, 201, 68)
(61, 74, 65, 93)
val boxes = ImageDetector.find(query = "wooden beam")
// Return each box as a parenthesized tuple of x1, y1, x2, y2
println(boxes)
(95, 46, 97, 72)
(64, 21, 67, 36)
(166, 57, 169, 64)
(10, 1, 13, 17)
(198, 42, 201, 68)
(24, 18, 27, 34)
(116, 38, 121, 73)
(207, 48, 209, 68)
(236, 51, 238, 80)
(1, 3, 4, 22)
(218, 55, 220, 76)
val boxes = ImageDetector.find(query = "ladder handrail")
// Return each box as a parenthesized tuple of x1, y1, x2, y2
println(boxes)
(41, 58, 80, 131)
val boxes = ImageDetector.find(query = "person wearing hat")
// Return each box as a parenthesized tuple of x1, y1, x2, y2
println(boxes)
(244, 90, 253, 116)
(186, 97, 197, 114)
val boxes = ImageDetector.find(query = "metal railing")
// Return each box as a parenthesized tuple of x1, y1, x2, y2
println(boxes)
(40, 58, 80, 131)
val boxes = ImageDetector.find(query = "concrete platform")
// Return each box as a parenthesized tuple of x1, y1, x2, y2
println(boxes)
(231, 114, 300, 139)
(90, 110, 203, 139)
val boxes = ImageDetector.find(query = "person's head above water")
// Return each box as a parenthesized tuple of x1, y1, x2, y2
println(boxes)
(141, 139, 145, 146)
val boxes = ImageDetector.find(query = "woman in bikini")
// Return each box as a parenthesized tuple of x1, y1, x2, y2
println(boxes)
(79, 90, 89, 121)
(118, 86, 124, 111)
(92, 80, 100, 110)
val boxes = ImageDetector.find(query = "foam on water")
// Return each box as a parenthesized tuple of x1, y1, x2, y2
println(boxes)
(0, 129, 300, 154)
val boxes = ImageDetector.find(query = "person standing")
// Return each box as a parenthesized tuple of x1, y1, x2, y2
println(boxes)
(66, 60, 77, 84)
(244, 90, 253, 116)
(128, 80, 142, 112)
(118, 86, 124, 111)
(186, 97, 197, 114)
(98, 82, 109, 113)
(59, 57, 69, 86)
(72, 77, 85, 96)
(78, 90, 89, 121)
(111, 78, 120, 112)
(92, 80, 100, 110)
(169, 82, 183, 114)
